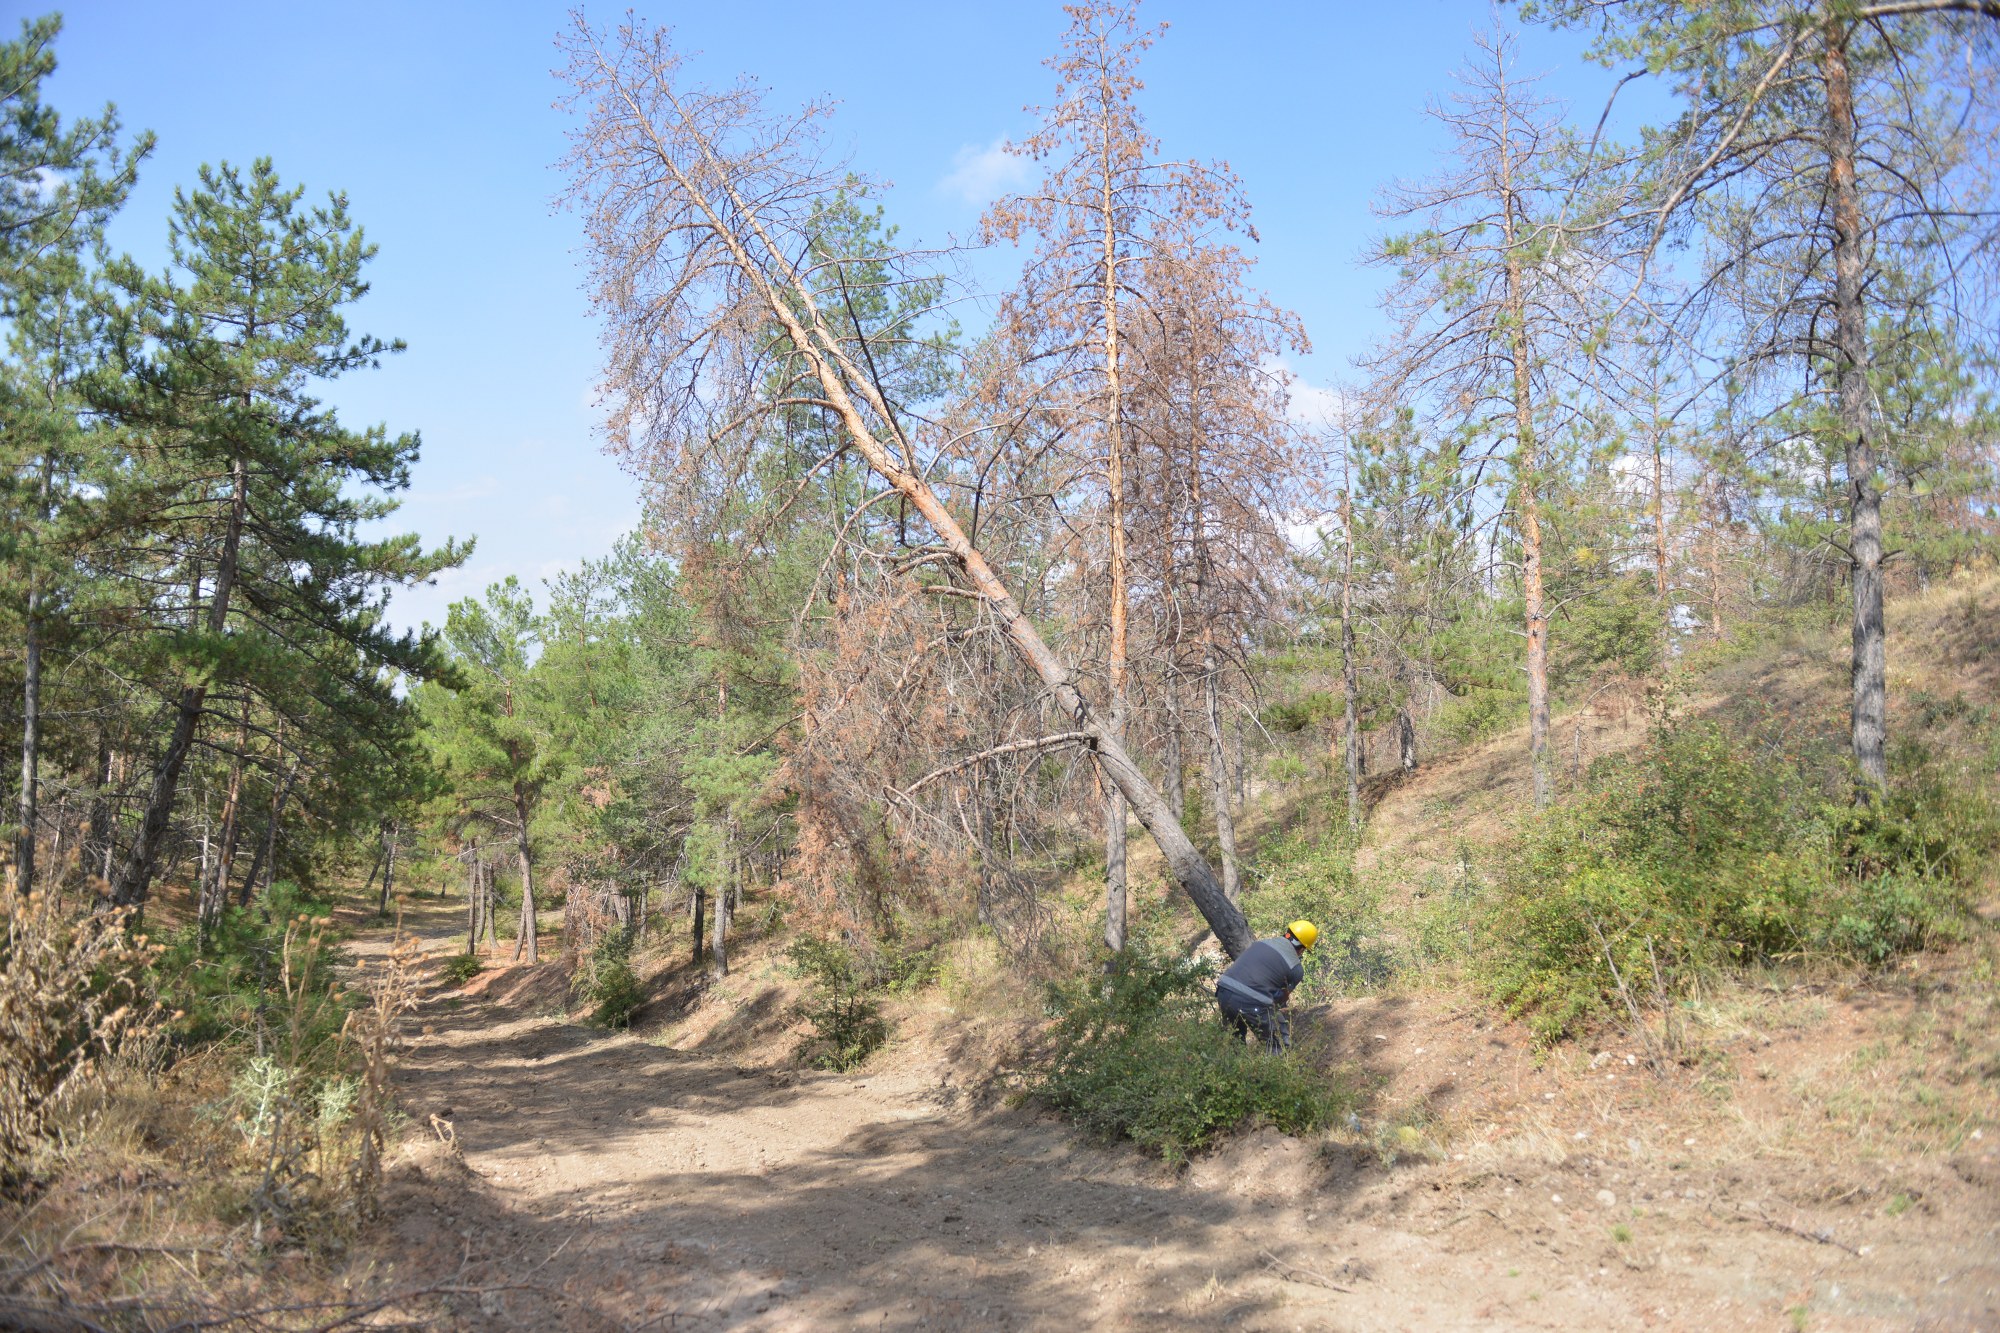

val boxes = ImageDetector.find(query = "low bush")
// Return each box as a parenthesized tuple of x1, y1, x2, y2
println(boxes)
(1, 893, 160, 1181)
(158, 882, 352, 1060)
(439, 952, 484, 986)
(787, 936, 890, 1071)
(1037, 946, 1353, 1162)
(572, 933, 644, 1028)
(1243, 827, 1393, 997)
(1478, 710, 1998, 1043)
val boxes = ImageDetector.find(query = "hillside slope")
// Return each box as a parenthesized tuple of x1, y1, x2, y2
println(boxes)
(319, 574, 2000, 1329)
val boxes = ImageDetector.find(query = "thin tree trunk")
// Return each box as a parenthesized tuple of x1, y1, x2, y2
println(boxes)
(1098, 134, 1132, 957)
(1823, 19, 1887, 796)
(1163, 693, 1185, 824)
(1340, 471, 1362, 831)
(1202, 631, 1242, 904)
(83, 733, 113, 892)
(358, 841, 386, 903)
(1504, 255, 1551, 809)
(1397, 707, 1417, 775)
(975, 771, 996, 928)
(376, 821, 399, 915)
(465, 844, 482, 955)
(236, 759, 298, 907)
(202, 706, 250, 935)
(15, 456, 55, 896)
(709, 823, 731, 980)
(1651, 407, 1671, 665)
(113, 455, 249, 909)
(691, 882, 707, 965)
(483, 864, 500, 949)
(511, 786, 538, 963)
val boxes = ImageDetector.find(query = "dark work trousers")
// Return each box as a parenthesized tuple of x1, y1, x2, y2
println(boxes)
(1216, 984, 1285, 1053)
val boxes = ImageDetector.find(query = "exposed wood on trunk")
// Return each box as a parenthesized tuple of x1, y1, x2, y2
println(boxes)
(1101, 149, 1131, 957)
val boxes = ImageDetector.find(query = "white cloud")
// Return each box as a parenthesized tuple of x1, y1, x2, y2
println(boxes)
(403, 474, 500, 507)
(1265, 357, 1350, 430)
(939, 137, 1031, 208)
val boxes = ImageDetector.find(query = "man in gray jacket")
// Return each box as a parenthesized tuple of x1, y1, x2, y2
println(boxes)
(1214, 920, 1318, 1052)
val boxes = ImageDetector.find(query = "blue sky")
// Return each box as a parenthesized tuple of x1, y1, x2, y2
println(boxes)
(42, 1, 1652, 632)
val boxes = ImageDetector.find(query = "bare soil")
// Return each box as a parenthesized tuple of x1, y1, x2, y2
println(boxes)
(349, 898, 1998, 1332)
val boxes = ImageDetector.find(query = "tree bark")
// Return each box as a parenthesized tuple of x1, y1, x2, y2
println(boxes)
(511, 786, 538, 963)
(1101, 204, 1131, 956)
(1504, 254, 1551, 809)
(376, 821, 399, 915)
(1822, 18, 1887, 796)
(81, 731, 112, 894)
(709, 825, 731, 980)
(465, 844, 482, 955)
(975, 773, 996, 928)
(1340, 474, 1362, 831)
(1202, 629, 1241, 903)
(690, 882, 707, 965)
(201, 729, 247, 936)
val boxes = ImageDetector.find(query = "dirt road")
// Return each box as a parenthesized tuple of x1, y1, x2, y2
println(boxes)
(359, 909, 1998, 1330)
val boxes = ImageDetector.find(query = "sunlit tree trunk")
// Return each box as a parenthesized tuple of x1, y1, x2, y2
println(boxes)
(1822, 19, 1886, 796)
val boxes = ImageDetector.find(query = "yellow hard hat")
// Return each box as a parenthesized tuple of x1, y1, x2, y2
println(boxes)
(1287, 920, 1319, 951)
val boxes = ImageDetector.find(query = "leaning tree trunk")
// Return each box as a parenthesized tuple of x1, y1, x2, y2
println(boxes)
(1823, 19, 1887, 797)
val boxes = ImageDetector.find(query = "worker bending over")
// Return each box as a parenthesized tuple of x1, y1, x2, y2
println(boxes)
(1214, 920, 1318, 1052)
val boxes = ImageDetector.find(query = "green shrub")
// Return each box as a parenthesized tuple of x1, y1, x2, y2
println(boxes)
(1825, 871, 1968, 965)
(1243, 828, 1394, 997)
(1037, 947, 1353, 1162)
(1476, 711, 1994, 1043)
(572, 933, 644, 1029)
(787, 936, 890, 1071)
(439, 953, 484, 986)
(160, 883, 352, 1057)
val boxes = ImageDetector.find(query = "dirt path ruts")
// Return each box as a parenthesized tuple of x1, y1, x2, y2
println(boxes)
(356, 907, 1996, 1330)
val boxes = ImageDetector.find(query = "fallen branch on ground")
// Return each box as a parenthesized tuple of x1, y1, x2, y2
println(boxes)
(1259, 1250, 1354, 1293)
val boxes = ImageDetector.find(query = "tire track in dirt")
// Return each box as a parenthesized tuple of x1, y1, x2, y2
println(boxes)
(356, 906, 1997, 1330)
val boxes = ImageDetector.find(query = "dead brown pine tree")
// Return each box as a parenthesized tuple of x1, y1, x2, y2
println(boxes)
(559, 18, 1253, 957)
(983, 0, 1255, 951)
